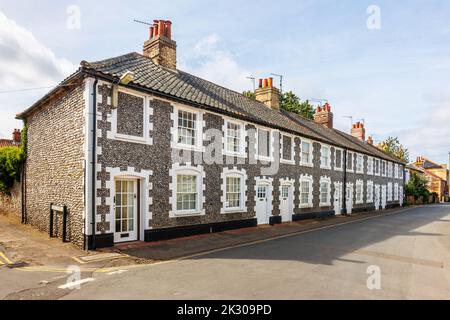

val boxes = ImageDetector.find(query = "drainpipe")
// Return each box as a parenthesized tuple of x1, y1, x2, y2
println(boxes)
(91, 79, 98, 250)
(21, 161, 25, 223)
(342, 149, 348, 215)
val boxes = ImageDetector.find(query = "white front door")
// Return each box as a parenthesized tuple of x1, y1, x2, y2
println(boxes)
(256, 183, 270, 225)
(346, 184, 354, 214)
(280, 184, 293, 222)
(374, 185, 380, 211)
(114, 179, 138, 243)
(334, 183, 342, 215)
(381, 185, 387, 210)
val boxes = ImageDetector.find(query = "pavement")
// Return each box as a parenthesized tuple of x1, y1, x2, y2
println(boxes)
(1, 204, 449, 299)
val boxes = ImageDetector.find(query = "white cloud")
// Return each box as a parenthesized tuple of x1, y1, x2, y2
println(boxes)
(389, 102, 450, 164)
(0, 11, 76, 138)
(181, 33, 252, 93)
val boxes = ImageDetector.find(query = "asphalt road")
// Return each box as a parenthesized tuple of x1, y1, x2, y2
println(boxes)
(2, 205, 450, 300)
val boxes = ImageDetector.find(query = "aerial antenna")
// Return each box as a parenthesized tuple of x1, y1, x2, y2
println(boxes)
(133, 19, 153, 26)
(309, 98, 328, 106)
(246, 76, 256, 92)
(270, 73, 283, 93)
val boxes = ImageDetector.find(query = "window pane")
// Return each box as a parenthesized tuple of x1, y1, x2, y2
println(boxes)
(178, 110, 197, 146)
(258, 129, 270, 157)
(176, 174, 198, 211)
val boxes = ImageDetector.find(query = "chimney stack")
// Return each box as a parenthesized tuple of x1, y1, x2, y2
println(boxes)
(255, 77, 280, 110)
(313, 103, 334, 129)
(143, 20, 177, 69)
(12, 129, 21, 145)
(351, 122, 366, 141)
(367, 136, 374, 145)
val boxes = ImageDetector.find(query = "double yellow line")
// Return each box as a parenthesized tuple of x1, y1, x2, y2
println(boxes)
(0, 252, 13, 266)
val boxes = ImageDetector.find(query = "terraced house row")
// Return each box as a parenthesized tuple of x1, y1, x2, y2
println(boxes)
(15, 20, 406, 249)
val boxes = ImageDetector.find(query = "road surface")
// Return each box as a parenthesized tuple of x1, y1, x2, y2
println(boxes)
(2, 205, 449, 300)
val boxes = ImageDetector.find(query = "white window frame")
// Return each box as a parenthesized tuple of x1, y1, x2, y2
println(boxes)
(388, 162, 393, 178)
(172, 105, 204, 152)
(356, 154, 364, 174)
(256, 127, 275, 162)
(169, 164, 205, 217)
(399, 165, 404, 179)
(399, 185, 404, 205)
(320, 144, 332, 170)
(108, 87, 153, 145)
(334, 147, 344, 171)
(223, 119, 246, 158)
(355, 180, 364, 204)
(221, 168, 248, 214)
(346, 151, 354, 172)
(367, 156, 374, 175)
(381, 160, 387, 177)
(394, 183, 399, 201)
(299, 174, 314, 208)
(300, 139, 314, 167)
(319, 176, 332, 207)
(387, 182, 393, 201)
(280, 133, 295, 164)
(374, 159, 380, 176)
(367, 180, 374, 203)
(394, 163, 399, 179)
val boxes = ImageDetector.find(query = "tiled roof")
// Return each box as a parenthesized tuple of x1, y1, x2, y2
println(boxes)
(27, 51, 405, 164)
(0, 139, 16, 148)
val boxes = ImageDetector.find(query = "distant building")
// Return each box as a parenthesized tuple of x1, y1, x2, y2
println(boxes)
(0, 129, 22, 148)
(412, 156, 449, 201)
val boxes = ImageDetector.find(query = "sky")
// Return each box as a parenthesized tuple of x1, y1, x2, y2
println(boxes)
(0, 0, 450, 164)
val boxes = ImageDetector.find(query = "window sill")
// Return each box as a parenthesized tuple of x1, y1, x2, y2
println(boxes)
(320, 202, 331, 207)
(224, 151, 247, 159)
(114, 134, 151, 145)
(300, 204, 313, 209)
(221, 208, 247, 214)
(320, 165, 332, 170)
(256, 156, 274, 162)
(174, 144, 205, 152)
(280, 159, 295, 165)
(334, 167, 343, 172)
(300, 162, 314, 168)
(170, 210, 204, 218)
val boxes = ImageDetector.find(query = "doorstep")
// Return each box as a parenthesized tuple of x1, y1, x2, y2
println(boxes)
(103, 207, 409, 262)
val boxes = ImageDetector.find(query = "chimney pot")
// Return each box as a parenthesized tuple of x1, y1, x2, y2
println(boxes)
(314, 104, 334, 129)
(144, 18, 177, 69)
(255, 76, 280, 110)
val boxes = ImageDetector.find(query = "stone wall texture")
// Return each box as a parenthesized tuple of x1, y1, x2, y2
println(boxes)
(0, 181, 22, 219)
(24, 84, 86, 248)
(94, 84, 404, 239)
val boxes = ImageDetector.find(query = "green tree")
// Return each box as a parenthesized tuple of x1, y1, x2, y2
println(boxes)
(242, 90, 255, 100)
(378, 137, 409, 162)
(405, 172, 429, 199)
(0, 146, 22, 195)
(280, 91, 315, 120)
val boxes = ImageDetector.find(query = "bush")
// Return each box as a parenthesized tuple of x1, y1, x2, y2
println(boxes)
(0, 146, 23, 195)
(406, 172, 429, 200)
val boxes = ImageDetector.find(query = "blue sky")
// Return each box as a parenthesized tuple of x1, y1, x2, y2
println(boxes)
(1, 0, 450, 163)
